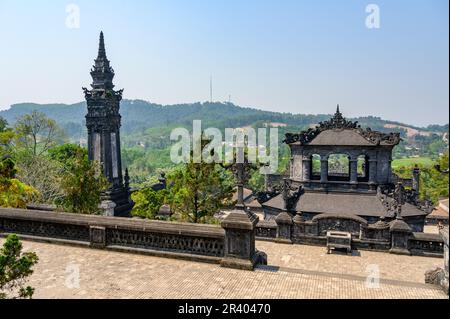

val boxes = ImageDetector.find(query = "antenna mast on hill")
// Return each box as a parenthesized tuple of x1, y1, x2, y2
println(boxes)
(210, 75, 213, 103)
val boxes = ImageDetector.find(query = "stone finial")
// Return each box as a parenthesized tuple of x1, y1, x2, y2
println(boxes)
(124, 168, 130, 189)
(220, 145, 263, 270)
(412, 164, 420, 194)
(98, 31, 106, 59)
(393, 182, 406, 220)
(99, 200, 116, 217)
(159, 171, 167, 189)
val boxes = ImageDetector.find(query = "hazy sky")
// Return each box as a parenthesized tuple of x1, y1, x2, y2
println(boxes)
(0, 0, 448, 126)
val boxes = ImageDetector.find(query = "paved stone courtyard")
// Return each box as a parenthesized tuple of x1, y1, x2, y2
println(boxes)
(1, 238, 447, 299)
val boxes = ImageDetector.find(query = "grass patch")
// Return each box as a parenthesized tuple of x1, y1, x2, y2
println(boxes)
(392, 157, 434, 169)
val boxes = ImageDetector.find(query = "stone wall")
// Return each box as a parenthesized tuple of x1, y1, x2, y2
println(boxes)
(0, 208, 225, 263)
(254, 212, 444, 257)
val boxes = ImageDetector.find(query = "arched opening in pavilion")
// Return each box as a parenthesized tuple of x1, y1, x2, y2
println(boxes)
(311, 154, 321, 180)
(357, 154, 369, 182)
(327, 154, 350, 182)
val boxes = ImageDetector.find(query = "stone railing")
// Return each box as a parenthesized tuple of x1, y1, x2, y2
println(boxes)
(255, 220, 277, 240)
(0, 207, 225, 264)
(253, 211, 444, 257)
(408, 232, 444, 257)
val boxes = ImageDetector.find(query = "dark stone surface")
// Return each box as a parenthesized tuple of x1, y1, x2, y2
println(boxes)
(389, 218, 412, 255)
(83, 32, 134, 217)
(221, 207, 260, 270)
(0, 208, 226, 262)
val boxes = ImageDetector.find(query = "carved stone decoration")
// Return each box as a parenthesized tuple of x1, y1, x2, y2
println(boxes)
(393, 182, 406, 219)
(425, 268, 445, 285)
(99, 200, 116, 217)
(90, 226, 106, 248)
(281, 179, 303, 212)
(284, 105, 401, 146)
(220, 146, 265, 270)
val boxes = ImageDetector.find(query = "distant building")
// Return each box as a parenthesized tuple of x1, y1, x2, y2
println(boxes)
(427, 199, 449, 225)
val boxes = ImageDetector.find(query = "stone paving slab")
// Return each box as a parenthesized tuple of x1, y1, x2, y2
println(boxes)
(256, 241, 443, 284)
(1, 239, 447, 299)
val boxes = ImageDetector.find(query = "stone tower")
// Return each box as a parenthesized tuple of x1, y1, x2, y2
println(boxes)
(83, 31, 134, 217)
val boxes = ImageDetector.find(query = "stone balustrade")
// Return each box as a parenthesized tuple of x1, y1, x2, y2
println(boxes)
(0, 207, 227, 264)
(253, 211, 444, 257)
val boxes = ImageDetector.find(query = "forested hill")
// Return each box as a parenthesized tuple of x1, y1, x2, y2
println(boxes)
(1, 100, 447, 136)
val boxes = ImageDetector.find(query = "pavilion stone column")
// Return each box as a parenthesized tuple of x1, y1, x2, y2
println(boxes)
(368, 159, 378, 185)
(320, 155, 329, 183)
(349, 156, 358, 184)
(302, 155, 311, 182)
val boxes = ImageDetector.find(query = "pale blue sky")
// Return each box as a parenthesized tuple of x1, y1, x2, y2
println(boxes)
(0, 0, 448, 126)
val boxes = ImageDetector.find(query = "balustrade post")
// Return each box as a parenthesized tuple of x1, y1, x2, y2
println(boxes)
(275, 212, 293, 244)
(349, 157, 358, 184)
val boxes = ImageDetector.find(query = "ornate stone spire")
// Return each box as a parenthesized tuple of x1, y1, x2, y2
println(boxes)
(90, 31, 115, 91)
(98, 31, 106, 59)
(83, 32, 133, 217)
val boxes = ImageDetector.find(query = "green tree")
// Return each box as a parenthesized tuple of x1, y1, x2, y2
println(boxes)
(50, 144, 110, 214)
(0, 116, 7, 132)
(9, 112, 66, 204)
(420, 151, 449, 203)
(0, 234, 39, 299)
(167, 163, 233, 224)
(393, 151, 449, 204)
(13, 111, 65, 156)
(0, 156, 37, 209)
(131, 188, 167, 219)
(0, 117, 14, 156)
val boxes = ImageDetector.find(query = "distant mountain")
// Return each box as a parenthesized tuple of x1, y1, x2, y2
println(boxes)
(1, 100, 447, 136)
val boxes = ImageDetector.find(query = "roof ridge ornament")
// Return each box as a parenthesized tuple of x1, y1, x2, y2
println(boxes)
(84, 31, 118, 94)
(318, 104, 360, 130)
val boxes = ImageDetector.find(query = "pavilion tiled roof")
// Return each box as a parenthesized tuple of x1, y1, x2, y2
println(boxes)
(262, 191, 428, 218)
